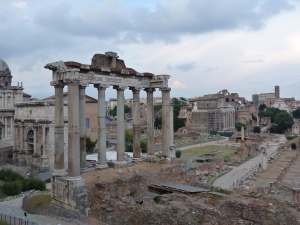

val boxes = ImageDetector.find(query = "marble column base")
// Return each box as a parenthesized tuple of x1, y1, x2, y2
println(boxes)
(52, 169, 67, 177)
(132, 157, 143, 162)
(80, 167, 89, 173)
(115, 160, 127, 165)
(95, 164, 109, 170)
(67, 175, 82, 181)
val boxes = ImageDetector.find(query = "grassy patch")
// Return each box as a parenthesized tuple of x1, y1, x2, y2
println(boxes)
(0, 222, 9, 225)
(27, 193, 51, 206)
(181, 145, 236, 161)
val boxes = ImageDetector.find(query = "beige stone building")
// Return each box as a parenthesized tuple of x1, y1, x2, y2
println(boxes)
(44, 93, 99, 141)
(185, 89, 255, 132)
(0, 58, 31, 142)
(14, 100, 68, 171)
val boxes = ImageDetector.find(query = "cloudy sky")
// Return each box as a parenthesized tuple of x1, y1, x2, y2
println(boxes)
(1, 0, 300, 101)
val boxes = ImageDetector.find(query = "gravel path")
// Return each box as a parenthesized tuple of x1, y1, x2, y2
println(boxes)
(213, 134, 286, 189)
(0, 194, 77, 225)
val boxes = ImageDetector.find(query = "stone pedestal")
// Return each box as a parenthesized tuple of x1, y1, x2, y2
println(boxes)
(262, 151, 267, 170)
(51, 176, 90, 215)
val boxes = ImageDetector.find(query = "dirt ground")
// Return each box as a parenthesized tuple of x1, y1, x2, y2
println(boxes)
(250, 150, 296, 191)
(82, 161, 180, 185)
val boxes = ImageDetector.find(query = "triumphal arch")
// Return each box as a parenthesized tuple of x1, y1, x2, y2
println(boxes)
(45, 51, 172, 213)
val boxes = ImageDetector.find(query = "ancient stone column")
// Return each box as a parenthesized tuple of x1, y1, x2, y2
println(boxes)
(161, 87, 171, 157)
(170, 102, 174, 147)
(67, 81, 81, 179)
(241, 126, 244, 141)
(114, 86, 126, 162)
(145, 88, 155, 156)
(33, 123, 38, 155)
(20, 123, 24, 150)
(262, 150, 267, 170)
(79, 85, 87, 171)
(52, 82, 67, 177)
(131, 88, 141, 160)
(96, 85, 108, 169)
(4, 117, 7, 139)
(10, 117, 13, 139)
(41, 125, 49, 172)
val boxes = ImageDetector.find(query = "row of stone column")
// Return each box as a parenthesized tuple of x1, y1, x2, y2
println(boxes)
(0, 92, 23, 108)
(52, 81, 172, 179)
(1, 116, 13, 140)
(223, 111, 235, 129)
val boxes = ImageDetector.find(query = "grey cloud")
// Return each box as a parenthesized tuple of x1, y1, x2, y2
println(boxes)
(201, 66, 218, 73)
(0, 0, 298, 61)
(176, 62, 195, 71)
(243, 59, 264, 63)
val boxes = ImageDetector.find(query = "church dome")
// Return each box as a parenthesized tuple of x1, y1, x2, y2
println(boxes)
(0, 58, 10, 72)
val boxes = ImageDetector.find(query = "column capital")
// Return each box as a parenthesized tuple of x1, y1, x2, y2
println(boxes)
(129, 87, 142, 92)
(65, 79, 80, 86)
(79, 83, 88, 89)
(144, 88, 156, 93)
(159, 87, 171, 92)
(113, 85, 127, 90)
(51, 81, 65, 88)
(94, 84, 110, 89)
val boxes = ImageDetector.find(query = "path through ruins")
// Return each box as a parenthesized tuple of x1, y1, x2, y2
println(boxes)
(213, 134, 286, 189)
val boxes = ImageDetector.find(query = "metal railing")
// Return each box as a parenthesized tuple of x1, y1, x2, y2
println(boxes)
(0, 213, 38, 225)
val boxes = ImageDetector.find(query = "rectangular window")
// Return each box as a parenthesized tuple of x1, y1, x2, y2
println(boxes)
(86, 118, 90, 128)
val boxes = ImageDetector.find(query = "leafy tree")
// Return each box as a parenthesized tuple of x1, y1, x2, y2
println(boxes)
(154, 105, 162, 111)
(109, 105, 131, 117)
(253, 126, 261, 133)
(125, 130, 147, 153)
(258, 104, 267, 111)
(235, 122, 246, 132)
(86, 137, 97, 153)
(252, 114, 257, 121)
(174, 116, 186, 132)
(292, 108, 300, 119)
(274, 112, 294, 133)
(154, 117, 162, 129)
(173, 103, 183, 117)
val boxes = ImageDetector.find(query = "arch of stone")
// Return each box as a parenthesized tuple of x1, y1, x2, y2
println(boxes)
(44, 51, 172, 213)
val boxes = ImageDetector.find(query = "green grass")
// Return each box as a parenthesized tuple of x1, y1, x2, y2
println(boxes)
(0, 222, 9, 225)
(27, 193, 51, 206)
(181, 145, 236, 161)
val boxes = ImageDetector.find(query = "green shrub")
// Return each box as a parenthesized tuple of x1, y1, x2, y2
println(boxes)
(1, 180, 22, 196)
(287, 135, 298, 140)
(175, 150, 182, 158)
(22, 178, 46, 192)
(0, 169, 24, 182)
(140, 140, 147, 153)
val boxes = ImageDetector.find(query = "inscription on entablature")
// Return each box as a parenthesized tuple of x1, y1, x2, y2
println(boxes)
(94, 76, 103, 81)
(105, 77, 122, 83)
(124, 78, 135, 84)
